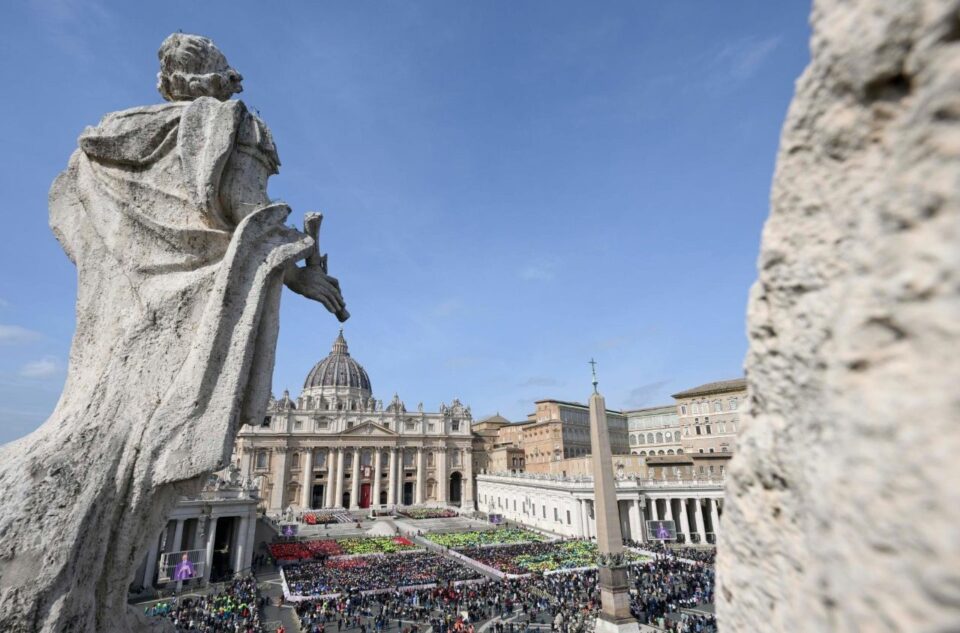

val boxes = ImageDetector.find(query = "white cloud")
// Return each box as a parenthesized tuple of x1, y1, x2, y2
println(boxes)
(626, 379, 671, 408)
(432, 299, 463, 318)
(519, 259, 558, 281)
(0, 324, 42, 345)
(517, 376, 561, 388)
(19, 357, 64, 379)
(716, 36, 782, 83)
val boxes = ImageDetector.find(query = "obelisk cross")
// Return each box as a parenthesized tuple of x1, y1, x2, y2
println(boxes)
(589, 358, 599, 394)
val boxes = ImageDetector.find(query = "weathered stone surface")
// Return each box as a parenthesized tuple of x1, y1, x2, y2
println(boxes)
(719, 1, 960, 631)
(0, 34, 346, 632)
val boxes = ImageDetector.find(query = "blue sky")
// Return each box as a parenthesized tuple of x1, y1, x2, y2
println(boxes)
(0, 1, 811, 444)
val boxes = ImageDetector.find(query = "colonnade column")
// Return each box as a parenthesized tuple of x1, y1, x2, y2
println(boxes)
(387, 449, 397, 506)
(234, 514, 248, 573)
(270, 448, 289, 512)
(242, 507, 257, 571)
(141, 528, 163, 589)
(334, 448, 345, 509)
(628, 499, 642, 543)
(300, 448, 314, 508)
(678, 498, 691, 543)
(437, 449, 448, 504)
(324, 448, 336, 508)
(693, 498, 706, 543)
(372, 449, 383, 508)
(349, 447, 361, 510)
(578, 499, 588, 537)
(415, 448, 425, 505)
(709, 497, 720, 539)
(171, 519, 185, 554)
(203, 517, 218, 582)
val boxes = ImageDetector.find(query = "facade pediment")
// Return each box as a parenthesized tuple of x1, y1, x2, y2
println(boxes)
(336, 421, 398, 437)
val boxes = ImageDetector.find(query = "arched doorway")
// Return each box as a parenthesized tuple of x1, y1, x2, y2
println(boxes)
(402, 482, 414, 505)
(379, 489, 388, 506)
(342, 492, 351, 508)
(449, 472, 462, 506)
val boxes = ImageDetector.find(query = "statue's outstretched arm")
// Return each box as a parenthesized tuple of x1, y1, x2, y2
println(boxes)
(284, 212, 350, 322)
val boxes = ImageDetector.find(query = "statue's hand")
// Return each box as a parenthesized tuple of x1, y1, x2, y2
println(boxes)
(284, 211, 349, 321)
(285, 264, 349, 322)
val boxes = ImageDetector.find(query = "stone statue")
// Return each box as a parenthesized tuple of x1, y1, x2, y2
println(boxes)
(0, 33, 347, 632)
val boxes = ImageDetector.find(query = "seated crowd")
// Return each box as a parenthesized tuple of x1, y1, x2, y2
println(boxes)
(145, 575, 265, 632)
(294, 574, 598, 633)
(283, 553, 482, 597)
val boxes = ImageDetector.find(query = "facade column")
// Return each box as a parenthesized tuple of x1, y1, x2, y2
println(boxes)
(387, 448, 398, 506)
(234, 514, 248, 573)
(323, 448, 335, 508)
(664, 496, 674, 533)
(334, 448, 346, 508)
(649, 497, 660, 522)
(693, 498, 707, 544)
(372, 448, 383, 508)
(203, 517, 218, 583)
(709, 497, 720, 539)
(578, 499, 588, 538)
(269, 448, 289, 512)
(678, 498, 692, 544)
(415, 447, 425, 505)
(171, 519, 185, 554)
(142, 529, 163, 589)
(239, 447, 252, 478)
(300, 448, 314, 508)
(463, 449, 474, 507)
(437, 449, 448, 504)
(349, 447, 361, 510)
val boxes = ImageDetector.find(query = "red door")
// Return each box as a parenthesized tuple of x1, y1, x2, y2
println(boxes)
(360, 483, 371, 508)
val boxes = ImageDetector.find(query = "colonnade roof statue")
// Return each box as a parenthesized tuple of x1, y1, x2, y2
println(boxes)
(0, 33, 348, 632)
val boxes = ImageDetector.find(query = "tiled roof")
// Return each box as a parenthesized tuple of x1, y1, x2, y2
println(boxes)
(671, 377, 746, 399)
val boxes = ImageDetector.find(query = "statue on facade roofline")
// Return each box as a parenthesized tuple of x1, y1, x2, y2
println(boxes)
(0, 33, 348, 632)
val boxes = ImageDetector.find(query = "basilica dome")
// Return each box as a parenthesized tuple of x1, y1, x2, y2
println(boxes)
(303, 330, 372, 396)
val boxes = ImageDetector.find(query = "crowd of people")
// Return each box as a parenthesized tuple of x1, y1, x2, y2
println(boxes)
(283, 553, 483, 597)
(293, 574, 598, 633)
(145, 575, 266, 632)
(628, 556, 715, 628)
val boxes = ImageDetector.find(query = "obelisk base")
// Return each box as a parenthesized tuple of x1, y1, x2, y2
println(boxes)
(595, 566, 639, 633)
(594, 614, 641, 633)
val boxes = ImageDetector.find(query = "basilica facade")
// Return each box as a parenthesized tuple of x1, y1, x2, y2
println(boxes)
(235, 331, 475, 513)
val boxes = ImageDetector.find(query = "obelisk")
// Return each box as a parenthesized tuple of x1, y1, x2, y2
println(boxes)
(588, 360, 640, 633)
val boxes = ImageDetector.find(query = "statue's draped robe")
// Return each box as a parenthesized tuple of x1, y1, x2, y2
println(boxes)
(0, 97, 311, 632)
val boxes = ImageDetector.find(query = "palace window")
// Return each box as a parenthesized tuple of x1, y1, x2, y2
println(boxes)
(291, 453, 300, 469)
(316, 419, 329, 430)
(294, 420, 303, 430)
(255, 451, 268, 469)
(680, 405, 687, 415)
(729, 397, 738, 410)
(451, 420, 461, 432)
(713, 400, 722, 413)
(405, 420, 415, 431)
(261, 416, 271, 428)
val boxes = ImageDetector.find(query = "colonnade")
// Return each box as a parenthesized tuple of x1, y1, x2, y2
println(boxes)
(647, 496, 721, 544)
(138, 510, 256, 591)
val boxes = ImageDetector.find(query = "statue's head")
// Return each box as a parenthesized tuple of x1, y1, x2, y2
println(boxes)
(157, 33, 243, 102)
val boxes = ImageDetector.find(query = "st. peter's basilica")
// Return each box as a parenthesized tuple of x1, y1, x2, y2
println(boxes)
(235, 331, 476, 512)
